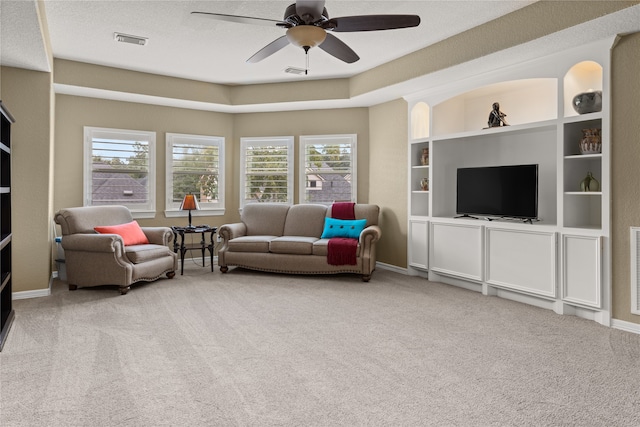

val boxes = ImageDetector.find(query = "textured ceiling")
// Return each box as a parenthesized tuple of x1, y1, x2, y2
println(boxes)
(2, 1, 640, 113)
(29, 0, 536, 85)
(0, 0, 50, 72)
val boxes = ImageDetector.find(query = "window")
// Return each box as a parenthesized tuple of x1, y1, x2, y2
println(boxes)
(240, 136, 294, 208)
(300, 134, 357, 204)
(84, 127, 156, 218)
(165, 133, 225, 217)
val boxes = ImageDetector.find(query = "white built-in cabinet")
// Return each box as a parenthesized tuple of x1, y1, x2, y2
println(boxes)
(404, 38, 613, 326)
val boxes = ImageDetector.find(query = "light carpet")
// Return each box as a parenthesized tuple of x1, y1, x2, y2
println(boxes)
(1, 263, 640, 426)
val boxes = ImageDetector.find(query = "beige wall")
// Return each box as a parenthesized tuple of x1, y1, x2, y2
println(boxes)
(1, 66, 54, 293)
(368, 100, 408, 268)
(54, 95, 234, 228)
(53, 96, 370, 226)
(611, 32, 640, 323)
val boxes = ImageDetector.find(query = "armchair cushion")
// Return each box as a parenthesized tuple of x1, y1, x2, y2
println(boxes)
(125, 244, 173, 264)
(94, 221, 149, 246)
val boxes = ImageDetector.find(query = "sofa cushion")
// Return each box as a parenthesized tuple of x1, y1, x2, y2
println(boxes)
(312, 239, 360, 257)
(242, 203, 290, 236)
(328, 204, 380, 227)
(228, 236, 276, 253)
(270, 236, 318, 255)
(283, 204, 327, 237)
(125, 244, 172, 264)
(321, 218, 367, 239)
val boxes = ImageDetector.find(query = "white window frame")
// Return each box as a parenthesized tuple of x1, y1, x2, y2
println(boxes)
(240, 136, 294, 209)
(83, 126, 156, 218)
(165, 133, 225, 218)
(299, 134, 357, 205)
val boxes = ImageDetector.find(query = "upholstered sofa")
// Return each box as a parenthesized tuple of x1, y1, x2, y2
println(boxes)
(217, 203, 381, 281)
(54, 205, 178, 294)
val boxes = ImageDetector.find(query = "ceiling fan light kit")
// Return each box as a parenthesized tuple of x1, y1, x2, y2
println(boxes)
(286, 25, 327, 49)
(192, 0, 420, 65)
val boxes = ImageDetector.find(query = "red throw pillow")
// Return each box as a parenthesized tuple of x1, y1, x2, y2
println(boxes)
(94, 221, 149, 246)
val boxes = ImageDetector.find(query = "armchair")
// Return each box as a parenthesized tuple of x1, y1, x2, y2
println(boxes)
(54, 205, 177, 295)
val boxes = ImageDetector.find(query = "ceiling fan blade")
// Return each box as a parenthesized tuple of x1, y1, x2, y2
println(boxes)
(323, 15, 421, 32)
(295, 0, 326, 23)
(191, 11, 285, 27)
(246, 36, 291, 63)
(318, 33, 359, 64)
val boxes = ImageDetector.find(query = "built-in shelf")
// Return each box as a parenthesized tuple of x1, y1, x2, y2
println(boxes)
(565, 154, 602, 160)
(565, 191, 602, 196)
(404, 37, 613, 326)
(431, 119, 557, 142)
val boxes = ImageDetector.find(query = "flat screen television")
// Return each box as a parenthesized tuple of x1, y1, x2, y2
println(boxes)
(456, 164, 538, 220)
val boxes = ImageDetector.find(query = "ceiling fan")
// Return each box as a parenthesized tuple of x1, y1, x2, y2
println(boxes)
(192, 0, 421, 65)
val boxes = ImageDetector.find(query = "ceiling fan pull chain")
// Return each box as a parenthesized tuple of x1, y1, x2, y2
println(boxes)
(303, 45, 310, 75)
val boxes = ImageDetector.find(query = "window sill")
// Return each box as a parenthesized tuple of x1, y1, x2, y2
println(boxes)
(164, 208, 226, 218)
(131, 211, 157, 219)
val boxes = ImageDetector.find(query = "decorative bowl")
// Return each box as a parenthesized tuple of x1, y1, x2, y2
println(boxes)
(572, 91, 602, 114)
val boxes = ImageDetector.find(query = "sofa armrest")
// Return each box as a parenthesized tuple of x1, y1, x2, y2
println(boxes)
(61, 233, 125, 253)
(219, 223, 247, 242)
(142, 227, 173, 246)
(359, 225, 382, 250)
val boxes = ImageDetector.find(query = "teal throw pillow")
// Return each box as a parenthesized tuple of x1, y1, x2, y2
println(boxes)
(321, 218, 367, 239)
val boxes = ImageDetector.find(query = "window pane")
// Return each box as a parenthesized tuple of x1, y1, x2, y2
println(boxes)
(303, 141, 354, 204)
(91, 138, 150, 205)
(172, 142, 220, 204)
(244, 145, 290, 203)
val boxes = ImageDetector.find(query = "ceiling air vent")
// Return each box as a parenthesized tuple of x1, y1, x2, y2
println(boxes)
(114, 32, 147, 46)
(284, 67, 306, 75)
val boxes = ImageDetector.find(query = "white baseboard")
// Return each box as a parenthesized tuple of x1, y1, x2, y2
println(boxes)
(376, 261, 408, 275)
(611, 318, 640, 335)
(13, 287, 51, 300)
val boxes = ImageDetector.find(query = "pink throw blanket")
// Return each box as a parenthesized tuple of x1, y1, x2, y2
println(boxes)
(327, 202, 358, 266)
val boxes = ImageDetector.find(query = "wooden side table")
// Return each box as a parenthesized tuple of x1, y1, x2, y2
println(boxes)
(171, 226, 217, 275)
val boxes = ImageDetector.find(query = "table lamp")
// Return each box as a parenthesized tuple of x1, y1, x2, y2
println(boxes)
(180, 193, 200, 228)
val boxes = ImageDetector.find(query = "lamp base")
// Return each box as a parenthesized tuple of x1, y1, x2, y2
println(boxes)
(186, 210, 194, 228)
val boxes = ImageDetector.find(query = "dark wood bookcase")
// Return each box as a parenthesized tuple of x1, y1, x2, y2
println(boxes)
(0, 101, 15, 351)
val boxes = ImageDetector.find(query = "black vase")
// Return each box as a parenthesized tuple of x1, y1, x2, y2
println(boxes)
(572, 91, 602, 114)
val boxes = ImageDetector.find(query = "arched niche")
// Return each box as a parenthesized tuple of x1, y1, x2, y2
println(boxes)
(564, 61, 603, 117)
(411, 102, 430, 140)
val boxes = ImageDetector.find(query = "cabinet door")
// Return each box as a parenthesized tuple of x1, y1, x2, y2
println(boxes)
(486, 228, 557, 298)
(430, 222, 483, 281)
(409, 219, 428, 270)
(562, 234, 601, 308)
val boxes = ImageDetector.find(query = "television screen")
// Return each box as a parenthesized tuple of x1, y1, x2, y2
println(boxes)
(456, 164, 538, 219)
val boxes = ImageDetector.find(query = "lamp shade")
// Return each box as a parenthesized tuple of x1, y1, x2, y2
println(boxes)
(286, 25, 326, 48)
(180, 194, 200, 211)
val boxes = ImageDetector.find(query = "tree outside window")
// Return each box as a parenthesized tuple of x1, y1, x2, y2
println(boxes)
(166, 133, 225, 215)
